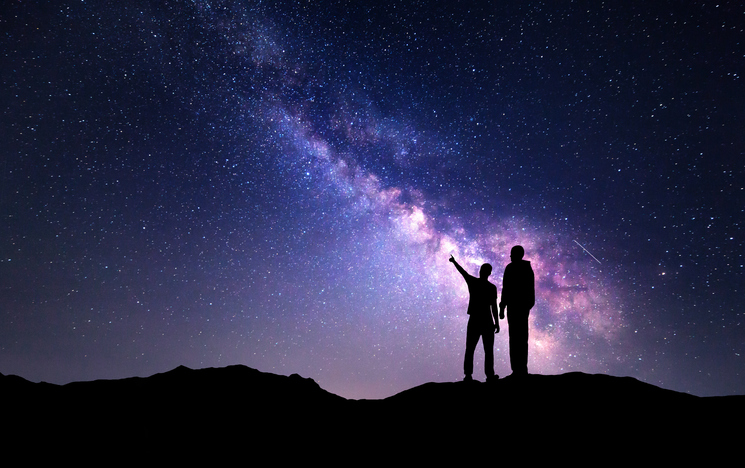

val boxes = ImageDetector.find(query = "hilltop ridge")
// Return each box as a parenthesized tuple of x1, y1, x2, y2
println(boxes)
(2, 365, 742, 461)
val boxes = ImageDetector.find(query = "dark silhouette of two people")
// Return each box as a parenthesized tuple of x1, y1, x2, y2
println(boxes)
(449, 255, 499, 382)
(450, 245, 535, 381)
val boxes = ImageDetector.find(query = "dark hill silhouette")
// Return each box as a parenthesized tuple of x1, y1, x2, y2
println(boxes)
(2, 366, 742, 461)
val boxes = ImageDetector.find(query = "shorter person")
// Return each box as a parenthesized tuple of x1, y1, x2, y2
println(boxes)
(450, 255, 500, 382)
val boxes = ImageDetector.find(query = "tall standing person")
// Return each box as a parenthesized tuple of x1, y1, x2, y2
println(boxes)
(499, 246, 535, 377)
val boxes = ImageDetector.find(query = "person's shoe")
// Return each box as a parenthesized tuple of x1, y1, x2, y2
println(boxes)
(463, 375, 474, 382)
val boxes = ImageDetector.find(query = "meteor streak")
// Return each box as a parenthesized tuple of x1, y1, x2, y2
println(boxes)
(574, 240, 602, 264)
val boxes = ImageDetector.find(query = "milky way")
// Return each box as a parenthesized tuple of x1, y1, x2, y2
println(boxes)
(2, 1, 743, 399)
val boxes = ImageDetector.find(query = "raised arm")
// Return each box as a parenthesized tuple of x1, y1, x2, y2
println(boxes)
(449, 255, 469, 279)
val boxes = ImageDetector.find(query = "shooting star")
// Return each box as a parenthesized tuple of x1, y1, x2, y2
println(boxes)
(574, 240, 602, 264)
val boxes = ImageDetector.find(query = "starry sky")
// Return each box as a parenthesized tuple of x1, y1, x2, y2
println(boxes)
(2, 0, 743, 399)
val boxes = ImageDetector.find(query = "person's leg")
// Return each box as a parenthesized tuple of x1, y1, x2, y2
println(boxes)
(482, 326, 495, 378)
(508, 309, 529, 375)
(463, 319, 479, 378)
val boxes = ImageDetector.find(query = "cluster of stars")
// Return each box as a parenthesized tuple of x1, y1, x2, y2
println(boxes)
(1, 0, 742, 399)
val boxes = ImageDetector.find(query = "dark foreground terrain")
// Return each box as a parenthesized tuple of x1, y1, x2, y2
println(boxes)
(2, 365, 742, 461)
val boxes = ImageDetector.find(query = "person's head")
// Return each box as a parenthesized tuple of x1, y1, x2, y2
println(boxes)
(479, 263, 492, 279)
(510, 245, 525, 262)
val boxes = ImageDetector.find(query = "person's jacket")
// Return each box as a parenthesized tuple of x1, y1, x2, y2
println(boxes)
(500, 260, 535, 310)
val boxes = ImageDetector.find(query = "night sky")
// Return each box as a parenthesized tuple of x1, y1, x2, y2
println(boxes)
(2, 0, 743, 399)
